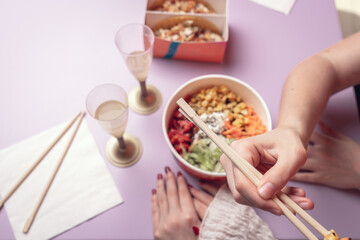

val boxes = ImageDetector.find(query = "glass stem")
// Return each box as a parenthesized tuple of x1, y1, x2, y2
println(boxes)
(140, 81, 148, 98)
(117, 136, 127, 152)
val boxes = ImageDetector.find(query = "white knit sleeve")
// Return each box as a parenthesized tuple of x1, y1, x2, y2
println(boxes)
(199, 185, 277, 240)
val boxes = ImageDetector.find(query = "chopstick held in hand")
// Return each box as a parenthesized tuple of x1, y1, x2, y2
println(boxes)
(177, 98, 330, 240)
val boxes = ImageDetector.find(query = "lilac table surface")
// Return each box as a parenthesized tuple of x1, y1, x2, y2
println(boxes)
(1, 0, 359, 239)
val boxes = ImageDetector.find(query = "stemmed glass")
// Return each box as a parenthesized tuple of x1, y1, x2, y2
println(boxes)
(115, 23, 162, 115)
(86, 83, 142, 167)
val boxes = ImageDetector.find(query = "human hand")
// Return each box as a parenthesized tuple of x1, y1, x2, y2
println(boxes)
(151, 167, 201, 240)
(189, 181, 222, 219)
(219, 127, 314, 215)
(292, 121, 360, 190)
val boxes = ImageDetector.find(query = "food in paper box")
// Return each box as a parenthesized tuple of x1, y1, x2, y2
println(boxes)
(146, 0, 228, 62)
(154, 18, 223, 42)
(150, 0, 215, 14)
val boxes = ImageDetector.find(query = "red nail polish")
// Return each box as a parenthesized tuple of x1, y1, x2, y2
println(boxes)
(192, 226, 199, 235)
(188, 184, 193, 188)
(157, 173, 163, 180)
(177, 171, 182, 177)
(152, 189, 156, 195)
(165, 166, 171, 173)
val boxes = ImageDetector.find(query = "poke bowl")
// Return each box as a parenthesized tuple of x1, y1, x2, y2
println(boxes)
(162, 74, 272, 180)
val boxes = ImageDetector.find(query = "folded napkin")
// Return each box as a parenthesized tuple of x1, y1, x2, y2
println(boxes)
(0, 119, 123, 240)
(250, 0, 296, 15)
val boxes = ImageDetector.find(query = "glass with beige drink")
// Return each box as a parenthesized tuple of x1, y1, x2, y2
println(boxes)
(115, 23, 162, 115)
(86, 84, 142, 167)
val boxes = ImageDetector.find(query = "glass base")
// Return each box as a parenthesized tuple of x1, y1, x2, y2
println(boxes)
(128, 84, 162, 115)
(105, 133, 143, 167)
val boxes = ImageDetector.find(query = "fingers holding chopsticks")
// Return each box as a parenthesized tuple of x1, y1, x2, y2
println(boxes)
(219, 129, 312, 216)
(226, 159, 283, 215)
(220, 138, 282, 215)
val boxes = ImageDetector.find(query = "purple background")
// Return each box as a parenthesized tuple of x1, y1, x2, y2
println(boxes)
(0, 0, 359, 239)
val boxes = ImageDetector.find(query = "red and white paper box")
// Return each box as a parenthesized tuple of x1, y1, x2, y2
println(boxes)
(145, 0, 229, 63)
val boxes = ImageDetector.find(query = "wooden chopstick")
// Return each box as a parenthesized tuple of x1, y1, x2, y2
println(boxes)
(23, 112, 85, 233)
(177, 98, 328, 240)
(0, 112, 82, 209)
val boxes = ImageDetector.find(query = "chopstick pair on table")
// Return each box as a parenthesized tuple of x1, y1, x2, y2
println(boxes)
(177, 98, 340, 240)
(0, 111, 85, 234)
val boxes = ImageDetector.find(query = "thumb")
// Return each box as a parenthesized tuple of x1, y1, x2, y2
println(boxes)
(258, 150, 306, 199)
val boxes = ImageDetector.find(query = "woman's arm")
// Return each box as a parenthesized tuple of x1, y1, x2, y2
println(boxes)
(220, 32, 360, 214)
(278, 31, 360, 146)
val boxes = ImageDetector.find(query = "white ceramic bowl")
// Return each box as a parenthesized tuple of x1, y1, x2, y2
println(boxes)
(162, 74, 272, 180)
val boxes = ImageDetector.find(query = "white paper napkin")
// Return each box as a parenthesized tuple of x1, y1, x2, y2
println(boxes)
(250, 0, 296, 15)
(0, 119, 123, 240)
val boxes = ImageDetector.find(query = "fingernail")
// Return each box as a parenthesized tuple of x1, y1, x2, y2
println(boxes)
(188, 184, 193, 188)
(258, 182, 275, 199)
(269, 208, 282, 216)
(299, 202, 309, 209)
(152, 189, 156, 195)
(157, 173, 163, 180)
(165, 166, 171, 173)
(177, 171, 182, 177)
(192, 226, 199, 235)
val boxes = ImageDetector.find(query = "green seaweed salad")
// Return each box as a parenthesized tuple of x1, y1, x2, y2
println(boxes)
(182, 137, 232, 172)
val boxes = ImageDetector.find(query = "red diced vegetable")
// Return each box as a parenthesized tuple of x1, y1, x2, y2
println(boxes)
(169, 118, 179, 129)
(174, 143, 190, 154)
(168, 109, 196, 153)
(170, 133, 191, 145)
(168, 128, 183, 138)
(168, 129, 183, 144)
(174, 110, 185, 120)
(177, 120, 194, 133)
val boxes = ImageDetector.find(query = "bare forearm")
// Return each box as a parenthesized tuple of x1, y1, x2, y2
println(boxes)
(277, 32, 360, 146)
(277, 55, 338, 145)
